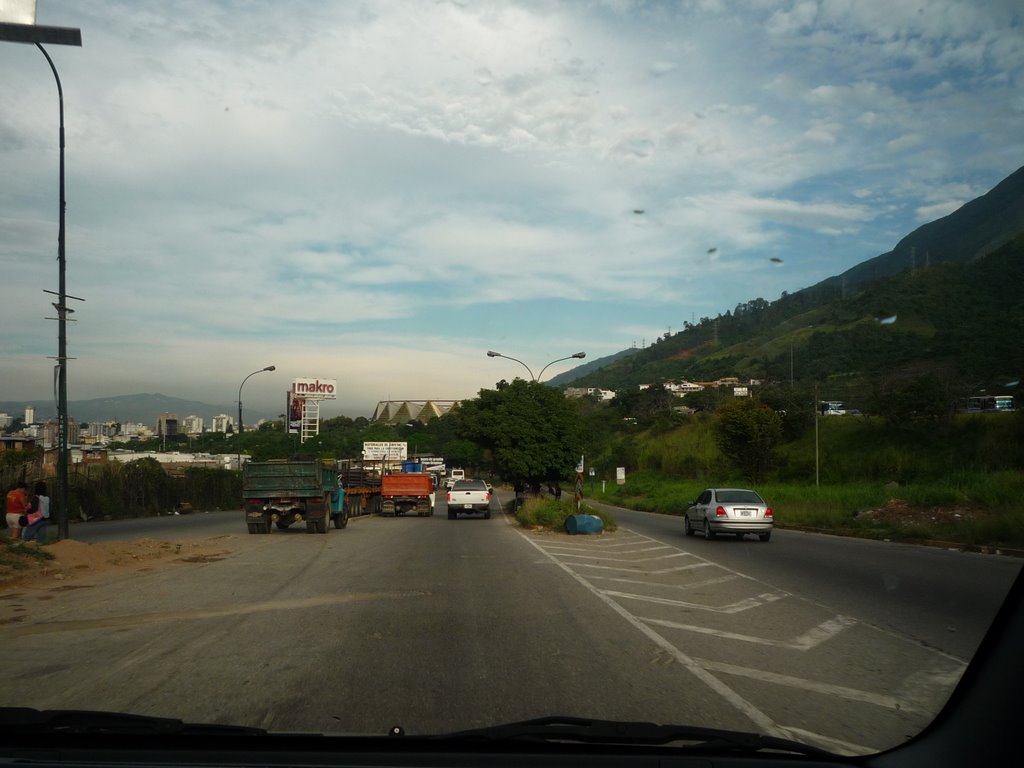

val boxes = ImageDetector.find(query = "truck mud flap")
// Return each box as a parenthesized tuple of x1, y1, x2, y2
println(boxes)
(305, 495, 329, 534)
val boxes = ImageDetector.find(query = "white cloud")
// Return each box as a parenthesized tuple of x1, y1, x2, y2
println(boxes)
(0, 0, 1020, 414)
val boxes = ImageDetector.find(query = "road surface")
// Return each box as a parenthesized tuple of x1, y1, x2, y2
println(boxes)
(1, 497, 1019, 756)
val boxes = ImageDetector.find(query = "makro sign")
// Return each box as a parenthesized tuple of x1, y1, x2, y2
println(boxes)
(291, 377, 337, 400)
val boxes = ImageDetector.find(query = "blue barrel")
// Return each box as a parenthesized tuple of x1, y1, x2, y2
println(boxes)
(564, 514, 604, 535)
(401, 461, 423, 473)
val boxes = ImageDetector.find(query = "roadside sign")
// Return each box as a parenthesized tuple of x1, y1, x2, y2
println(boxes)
(362, 441, 408, 461)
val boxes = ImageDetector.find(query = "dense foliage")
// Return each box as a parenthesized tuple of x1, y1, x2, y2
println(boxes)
(453, 379, 584, 486)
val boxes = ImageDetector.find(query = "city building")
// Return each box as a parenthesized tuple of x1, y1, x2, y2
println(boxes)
(210, 414, 235, 433)
(24, 405, 35, 425)
(181, 415, 204, 435)
(157, 413, 178, 437)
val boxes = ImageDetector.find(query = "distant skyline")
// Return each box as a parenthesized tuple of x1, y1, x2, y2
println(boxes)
(2, 1, 1022, 417)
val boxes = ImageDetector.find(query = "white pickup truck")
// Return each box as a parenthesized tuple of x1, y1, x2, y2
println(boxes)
(446, 478, 491, 520)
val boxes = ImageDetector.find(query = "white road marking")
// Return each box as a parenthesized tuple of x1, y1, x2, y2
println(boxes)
(512, 527, 790, 739)
(697, 658, 914, 712)
(599, 589, 787, 614)
(586, 574, 741, 590)
(639, 614, 857, 650)
(548, 551, 690, 563)
(509, 518, 947, 756)
(571, 560, 712, 574)
(781, 727, 873, 756)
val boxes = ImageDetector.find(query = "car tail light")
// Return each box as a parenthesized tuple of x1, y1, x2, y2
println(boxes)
(447, 493, 452, 503)
(765, 507, 773, 518)
(715, 505, 728, 517)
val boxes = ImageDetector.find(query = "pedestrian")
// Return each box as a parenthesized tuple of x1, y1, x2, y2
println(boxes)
(5, 480, 29, 542)
(22, 481, 50, 545)
(513, 481, 526, 512)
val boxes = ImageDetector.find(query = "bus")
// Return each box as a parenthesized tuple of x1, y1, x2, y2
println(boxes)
(962, 395, 1015, 413)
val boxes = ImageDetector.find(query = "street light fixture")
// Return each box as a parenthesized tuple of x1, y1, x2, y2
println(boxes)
(237, 366, 276, 470)
(486, 350, 586, 383)
(1, 9, 82, 542)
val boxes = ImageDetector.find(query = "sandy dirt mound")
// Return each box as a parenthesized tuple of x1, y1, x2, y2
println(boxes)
(0, 536, 237, 591)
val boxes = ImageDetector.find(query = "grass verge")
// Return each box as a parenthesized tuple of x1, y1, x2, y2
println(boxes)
(592, 471, 1024, 550)
(515, 497, 618, 533)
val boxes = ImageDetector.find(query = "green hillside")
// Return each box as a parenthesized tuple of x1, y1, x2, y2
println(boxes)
(573, 236, 1024, 398)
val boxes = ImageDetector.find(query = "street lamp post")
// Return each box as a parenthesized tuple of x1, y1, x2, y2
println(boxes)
(237, 366, 276, 470)
(486, 350, 586, 383)
(1, 13, 82, 542)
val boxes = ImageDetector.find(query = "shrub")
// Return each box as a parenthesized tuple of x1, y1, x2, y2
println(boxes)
(515, 497, 617, 532)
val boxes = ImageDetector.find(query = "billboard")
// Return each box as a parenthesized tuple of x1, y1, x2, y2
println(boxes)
(362, 441, 408, 461)
(290, 377, 337, 400)
(287, 391, 302, 434)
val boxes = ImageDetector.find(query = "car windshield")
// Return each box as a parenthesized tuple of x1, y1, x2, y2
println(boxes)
(452, 480, 486, 491)
(1, 0, 1022, 760)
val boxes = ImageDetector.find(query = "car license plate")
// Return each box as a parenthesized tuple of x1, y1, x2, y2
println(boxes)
(739, 509, 752, 516)
(464, 503, 473, 509)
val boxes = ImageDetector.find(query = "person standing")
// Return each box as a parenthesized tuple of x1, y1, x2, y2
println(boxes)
(22, 481, 50, 545)
(5, 480, 29, 542)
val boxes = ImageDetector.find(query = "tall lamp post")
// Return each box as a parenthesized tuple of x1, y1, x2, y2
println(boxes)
(237, 365, 276, 470)
(1, 11, 82, 542)
(486, 350, 586, 382)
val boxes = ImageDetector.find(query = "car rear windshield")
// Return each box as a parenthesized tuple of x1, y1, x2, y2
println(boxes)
(451, 480, 486, 491)
(716, 490, 764, 504)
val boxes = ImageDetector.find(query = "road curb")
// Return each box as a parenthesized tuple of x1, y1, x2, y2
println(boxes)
(772, 524, 1024, 558)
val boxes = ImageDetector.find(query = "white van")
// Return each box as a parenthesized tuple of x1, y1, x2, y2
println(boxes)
(445, 468, 465, 490)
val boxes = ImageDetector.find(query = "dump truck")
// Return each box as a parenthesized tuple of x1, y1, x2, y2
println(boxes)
(380, 472, 435, 516)
(242, 459, 347, 534)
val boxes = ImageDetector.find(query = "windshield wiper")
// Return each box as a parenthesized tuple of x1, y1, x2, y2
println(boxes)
(0, 708, 269, 737)
(437, 716, 835, 757)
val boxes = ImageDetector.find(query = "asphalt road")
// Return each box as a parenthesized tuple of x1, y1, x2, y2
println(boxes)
(2, 497, 1020, 756)
(588, 501, 1022, 660)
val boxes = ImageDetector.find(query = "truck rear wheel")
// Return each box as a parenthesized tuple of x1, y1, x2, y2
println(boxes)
(333, 509, 349, 529)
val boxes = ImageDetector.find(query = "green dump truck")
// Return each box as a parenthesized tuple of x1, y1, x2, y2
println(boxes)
(242, 459, 347, 534)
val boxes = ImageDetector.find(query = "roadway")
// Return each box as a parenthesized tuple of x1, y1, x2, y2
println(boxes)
(1, 497, 1019, 756)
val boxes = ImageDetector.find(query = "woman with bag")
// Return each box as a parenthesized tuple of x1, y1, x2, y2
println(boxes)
(22, 481, 49, 545)
(5, 480, 29, 542)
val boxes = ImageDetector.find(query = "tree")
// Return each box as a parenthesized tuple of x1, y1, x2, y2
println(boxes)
(611, 384, 677, 424)
(867, 374, 954, 427)
(455, 380, 583, 486)
(756, 384, 815, 439)
(681, 387, 729, 413)
(714, 399, 783, 481)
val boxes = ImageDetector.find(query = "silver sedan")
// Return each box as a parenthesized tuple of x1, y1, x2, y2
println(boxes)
(684, 487, 773, 542)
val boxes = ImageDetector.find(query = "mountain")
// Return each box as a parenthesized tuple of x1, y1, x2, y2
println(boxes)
(563, 163, 1024, 391)
(545, 347, 640, 388)
(819, 164, 1024, 294)
(0, 393, 238, 426)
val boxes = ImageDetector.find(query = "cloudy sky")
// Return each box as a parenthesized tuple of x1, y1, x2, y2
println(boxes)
(2, 0, 1022, 419)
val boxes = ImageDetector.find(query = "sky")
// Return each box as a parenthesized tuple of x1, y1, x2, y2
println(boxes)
(2, 0, 1022, 420)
